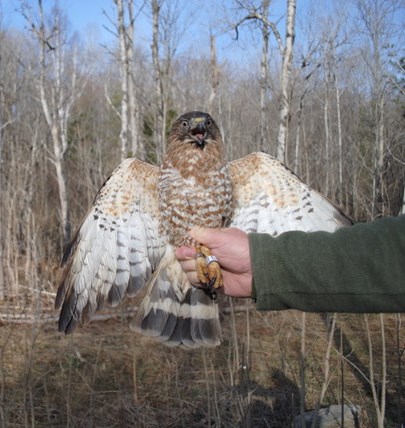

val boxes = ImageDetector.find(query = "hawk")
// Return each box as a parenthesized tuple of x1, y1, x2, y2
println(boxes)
(56, 111, 350, 348)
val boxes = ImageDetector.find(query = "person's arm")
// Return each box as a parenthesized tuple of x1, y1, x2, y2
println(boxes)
(250, 215, 405, 313)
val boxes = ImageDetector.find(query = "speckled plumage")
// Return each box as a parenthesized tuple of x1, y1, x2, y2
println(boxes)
(56, 111, 351, 348)
(159, 113, 233, 247)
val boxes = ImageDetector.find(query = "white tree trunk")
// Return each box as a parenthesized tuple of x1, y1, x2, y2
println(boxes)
(276, 0, 296, 163)
(372, 93, 385, 217)
(37, 5, 70, 243)
(323, 83, 330, 196)
(51, 125, 70, 244)
(23, 0, 85, 244)
(128, 56, 139, 157)
(335, 75, 343, 205)
(152, 0, 164, 160)
(259, 0, 270, 152)
(125, 0, 140, 158)
(116, 0, 129, 160)
(115, 0, 140, 159)
(365, 314, 387, 427)
(208, 33, 219, 114)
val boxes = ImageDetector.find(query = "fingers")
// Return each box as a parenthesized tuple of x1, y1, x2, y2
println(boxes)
(177, 258, 195, 273)
(189, 227, 250, 274)
(175, 227, 252, 297)
(177, 258, 199, 286)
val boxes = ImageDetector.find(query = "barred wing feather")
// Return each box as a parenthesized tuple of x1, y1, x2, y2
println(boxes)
(55, 159, 165, 333)
(229, 152, 351, 235)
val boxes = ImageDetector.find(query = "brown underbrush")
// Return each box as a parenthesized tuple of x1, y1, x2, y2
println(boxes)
(0, 298, 404, 427)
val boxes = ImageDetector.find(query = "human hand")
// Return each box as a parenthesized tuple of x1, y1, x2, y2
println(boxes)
(175, 227, 253, 298)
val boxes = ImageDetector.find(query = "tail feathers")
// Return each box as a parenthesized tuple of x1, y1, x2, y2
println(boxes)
(131, 273, 221, 348)
(165, 288, 221, 348)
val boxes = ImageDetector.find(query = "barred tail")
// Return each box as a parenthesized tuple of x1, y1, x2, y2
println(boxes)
(131, 255, 221, 348)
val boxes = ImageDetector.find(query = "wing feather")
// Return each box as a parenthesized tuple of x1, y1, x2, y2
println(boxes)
(229, 152, 351, 235)
(56, 158, 166, 333)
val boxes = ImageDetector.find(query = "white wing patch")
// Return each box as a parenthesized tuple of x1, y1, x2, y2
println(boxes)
(229, 152, 351, 235)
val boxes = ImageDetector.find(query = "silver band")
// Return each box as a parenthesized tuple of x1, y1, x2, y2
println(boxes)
(206, 255, 219, 265)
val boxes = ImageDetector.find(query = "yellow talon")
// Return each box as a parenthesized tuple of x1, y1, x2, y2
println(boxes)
(195, 245, 223, 290)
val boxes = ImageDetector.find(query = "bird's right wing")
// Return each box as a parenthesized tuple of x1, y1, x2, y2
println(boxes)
(55, 158, 166, 333)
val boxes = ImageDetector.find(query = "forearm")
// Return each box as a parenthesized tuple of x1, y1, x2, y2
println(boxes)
(249, 215, 405, 313)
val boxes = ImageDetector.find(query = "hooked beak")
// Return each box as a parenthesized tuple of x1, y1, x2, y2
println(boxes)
(189, 118, 207, 149)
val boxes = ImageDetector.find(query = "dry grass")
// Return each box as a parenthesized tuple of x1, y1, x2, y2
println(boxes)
(0, 299, 404, 427)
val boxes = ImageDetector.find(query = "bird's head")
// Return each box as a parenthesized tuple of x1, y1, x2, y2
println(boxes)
(168, 111, 222, 151)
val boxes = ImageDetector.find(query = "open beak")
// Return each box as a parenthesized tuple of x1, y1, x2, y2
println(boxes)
(190, 118, 207, 148)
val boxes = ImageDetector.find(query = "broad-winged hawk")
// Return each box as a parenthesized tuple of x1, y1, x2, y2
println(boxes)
(56, 111, 350, 348)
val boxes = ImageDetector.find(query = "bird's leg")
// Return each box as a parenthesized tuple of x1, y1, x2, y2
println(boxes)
(195, 244, 223, 290)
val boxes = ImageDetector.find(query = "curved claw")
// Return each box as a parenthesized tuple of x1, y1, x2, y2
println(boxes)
(207, 260, 223, 289)
(194, 245, 223, 291)
(209, 277, 217, 288)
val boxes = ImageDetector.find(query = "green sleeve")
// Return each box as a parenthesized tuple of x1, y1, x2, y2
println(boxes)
(248, 215, 405, 313)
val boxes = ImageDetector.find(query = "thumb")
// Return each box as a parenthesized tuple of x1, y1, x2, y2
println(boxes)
(175, 245, 196, 260)
(189, 226, 224, 247)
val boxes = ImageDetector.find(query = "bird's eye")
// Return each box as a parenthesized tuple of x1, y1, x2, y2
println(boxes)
(206, 119, 212, 127)
(181, 120, 188, 128)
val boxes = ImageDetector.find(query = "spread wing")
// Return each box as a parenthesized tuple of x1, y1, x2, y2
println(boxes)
(55, 158, 165, 333)
(229, 152, 351, 234)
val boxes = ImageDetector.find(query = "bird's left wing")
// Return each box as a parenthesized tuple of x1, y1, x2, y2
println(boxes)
(55, 158, 166, 333)
(228, 152, 351, 234)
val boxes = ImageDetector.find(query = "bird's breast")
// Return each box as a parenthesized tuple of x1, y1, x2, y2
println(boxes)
(158, 164, 233, 246)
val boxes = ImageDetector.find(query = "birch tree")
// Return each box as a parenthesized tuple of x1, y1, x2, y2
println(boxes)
(276, 0, 296, 162)
(112, 0, 141, 160)
(151, 0, 164, 160)
(208, 33, 220, 115)
(259, 0, 270, 152)
(20, 0, 85, 244)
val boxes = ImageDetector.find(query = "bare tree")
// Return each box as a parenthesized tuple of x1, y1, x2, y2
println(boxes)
(232, 0, 297, 161)
(319, 17, 348, 198)
(353, 0, 401, 217)
(310, 314, 337, 428)
(150, 0, 190, 159)
(276, 0, 296, 162)
(20, 0, 85, 244)
(113, 0, 142, 160)
(116, 0, 130, 159)
(0, 34, 17, 299)
(365, 314, 387, 427)
(151, 0, 164, 160)
(259, 0, 270, 152)
(208, 33, 220, 115)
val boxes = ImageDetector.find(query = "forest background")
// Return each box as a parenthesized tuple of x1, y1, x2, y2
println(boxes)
(0, 0, 404, 427)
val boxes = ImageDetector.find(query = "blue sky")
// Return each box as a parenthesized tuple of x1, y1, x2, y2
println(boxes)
(1, 0, 403, 67)
(0, 0, 292, 64)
